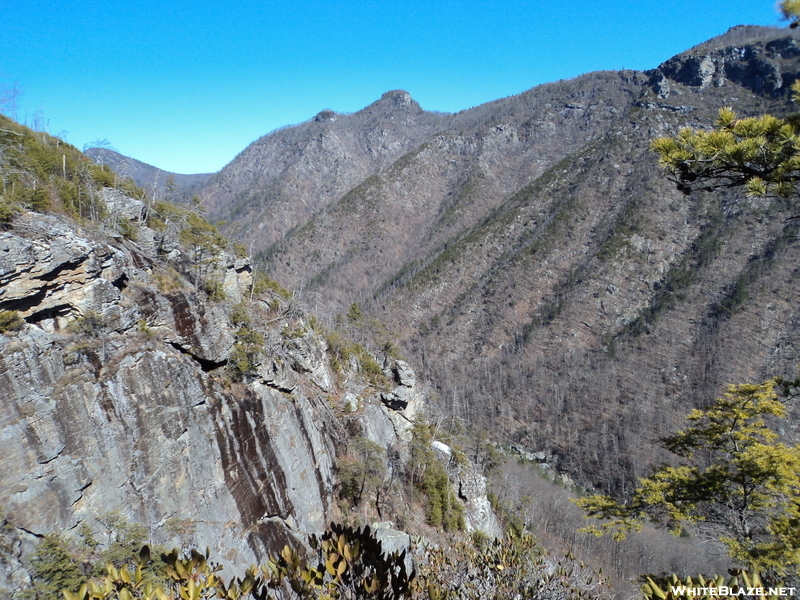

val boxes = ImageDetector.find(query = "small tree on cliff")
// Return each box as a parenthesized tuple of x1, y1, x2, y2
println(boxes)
(178, 208, 226, 290)
(574, 380, 800, 580)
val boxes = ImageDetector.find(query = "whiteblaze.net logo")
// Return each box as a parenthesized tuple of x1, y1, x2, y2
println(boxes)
(669, 586, 797, 597)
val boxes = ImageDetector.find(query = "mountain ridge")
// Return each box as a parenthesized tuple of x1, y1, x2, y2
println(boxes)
(212, 25, 800, 496)
(85, 147, 213, 197)
(90, 24, 800, 498)
(198, 89, 448, 252)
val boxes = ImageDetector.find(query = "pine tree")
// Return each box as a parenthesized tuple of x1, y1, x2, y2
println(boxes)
(574, 380, 800, 581)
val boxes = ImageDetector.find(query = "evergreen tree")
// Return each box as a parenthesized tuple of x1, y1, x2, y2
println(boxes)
(575, 380, 800, 580)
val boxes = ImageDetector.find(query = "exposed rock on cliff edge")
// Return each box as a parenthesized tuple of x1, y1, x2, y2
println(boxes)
(0, 193, 496, 592)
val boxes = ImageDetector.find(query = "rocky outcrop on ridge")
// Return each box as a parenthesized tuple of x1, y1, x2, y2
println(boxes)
(650, 25, 800, 97)
(0, 192, 494, 592)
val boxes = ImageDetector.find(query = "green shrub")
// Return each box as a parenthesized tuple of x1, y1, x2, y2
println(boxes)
(0, 198, 18, 223)
(357, 349, 385, 384)
(51, 522, 609, 600)
(324, 328, 388, 387)
(422, 459, 465, 531)
(409, 417, 465, 532)
(117, 178, 146, 200)
(347, 302, 364, 324)
(153, 266, 184, 294)
(26, 534, 86, 600)
(229, 301, 251, 327)
(228, 325, 265, 380)
(60, 524, 414, 600)
(117, 219, 138, 241)
(336, 438, 386, 508)
(251, 271, 292, 299)
(137, 318, 154, 339)
(416, 531, 606, 600)
(202, 277, 226, 301)
(233, 242, 248, 258)
(0, 310, 24, 333)
(28, 186, 51, 212)
(325, 329, 352, 373)
(96, 513, 148, 572)
(89, 163, 115, 188)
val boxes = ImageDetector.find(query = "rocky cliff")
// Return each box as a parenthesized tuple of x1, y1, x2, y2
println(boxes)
(0, 185, 499, 593)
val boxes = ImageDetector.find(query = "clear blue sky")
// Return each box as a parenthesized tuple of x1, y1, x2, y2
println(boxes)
(0, 0, 786, 174)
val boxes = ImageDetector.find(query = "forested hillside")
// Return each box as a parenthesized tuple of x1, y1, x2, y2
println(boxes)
(195, 26, 800, 498)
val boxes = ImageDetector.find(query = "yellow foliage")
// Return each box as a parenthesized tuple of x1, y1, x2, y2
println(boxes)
(574, 380, 800, 579)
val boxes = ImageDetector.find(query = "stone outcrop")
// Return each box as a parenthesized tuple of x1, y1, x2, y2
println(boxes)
(0, 205, 338, 582)
(430, 441, 503, 538)
(650, 26, 800, 97)
(0, 195, 499, 591)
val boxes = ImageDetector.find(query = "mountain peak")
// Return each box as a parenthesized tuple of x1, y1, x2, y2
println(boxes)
(379, 89, 417, 108)
(313, 109, 338, 122)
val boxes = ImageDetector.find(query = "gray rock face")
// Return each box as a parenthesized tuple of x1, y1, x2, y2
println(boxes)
(393, 360, 416, 387)
(429, 441, 503, 538)
(379, 359, 421, 418)
(0, 213, 129, 328)
(0, 201, 500, 590)
(455, 466, 503, 539)
(99, 188, 148, 222)
(652, 27, 800, 97)
(0, 206, 345, 580)
(0, 205, 326, 583)
(371, 522, 413, 573)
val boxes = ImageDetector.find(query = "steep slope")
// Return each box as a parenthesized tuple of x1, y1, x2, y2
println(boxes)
(207, 26, 800, 496)
(375, 28, 800, 492)
(0, 121, 505, 592)
(259, 71, 649, 310)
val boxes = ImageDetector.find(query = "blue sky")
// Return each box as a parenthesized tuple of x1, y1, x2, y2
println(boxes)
(0, 0, 787, 174)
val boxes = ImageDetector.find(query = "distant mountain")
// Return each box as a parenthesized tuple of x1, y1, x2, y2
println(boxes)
(195, 25, 800, 496)
(199, 90, 448, 251)
(85, 147, 213, 197)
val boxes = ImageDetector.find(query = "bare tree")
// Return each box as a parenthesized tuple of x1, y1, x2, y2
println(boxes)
(0, 81, 22, 120)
